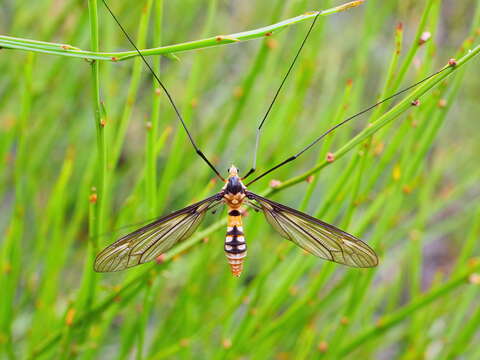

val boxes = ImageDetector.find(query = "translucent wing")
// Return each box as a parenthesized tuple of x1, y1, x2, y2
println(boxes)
(94, 193, 222, 272)
(246, 191, 378, 268)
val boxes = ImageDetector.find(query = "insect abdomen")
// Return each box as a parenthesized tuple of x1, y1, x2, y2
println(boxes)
(225, 209, 247, 277)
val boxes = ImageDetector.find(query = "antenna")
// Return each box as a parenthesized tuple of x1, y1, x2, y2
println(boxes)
(101, 0, 225, 181)
(242, 13, 321, 180)
(246, 64, 453, 186)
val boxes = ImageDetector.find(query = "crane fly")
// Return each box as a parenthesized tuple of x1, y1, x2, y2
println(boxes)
(95, 165, 378, 274)
(95, 0, 454, 276)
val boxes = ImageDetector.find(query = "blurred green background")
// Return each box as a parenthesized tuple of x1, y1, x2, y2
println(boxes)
(1, 0, 479, 359)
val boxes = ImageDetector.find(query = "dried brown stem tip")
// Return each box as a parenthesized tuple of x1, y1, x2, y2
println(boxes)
(339, 0, 365, 12)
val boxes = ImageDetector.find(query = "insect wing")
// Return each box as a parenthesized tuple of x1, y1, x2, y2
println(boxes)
(94, 194, 222, 272)
(246, 191, 378, 268)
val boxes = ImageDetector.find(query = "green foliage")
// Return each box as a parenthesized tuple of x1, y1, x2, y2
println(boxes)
(1, 0, 479, 359)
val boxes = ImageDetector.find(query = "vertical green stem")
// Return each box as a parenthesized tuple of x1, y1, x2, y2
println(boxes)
(74, 0, 106, 345)
(146, 0, 163, 217)
(88, 0, 106, 240)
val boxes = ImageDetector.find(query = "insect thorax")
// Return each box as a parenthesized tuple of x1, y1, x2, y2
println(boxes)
(225, 176, 244, 194)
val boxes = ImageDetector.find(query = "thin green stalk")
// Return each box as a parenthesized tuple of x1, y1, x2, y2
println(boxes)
(74, 0, 105, 346)
(146, 0, 163, 217)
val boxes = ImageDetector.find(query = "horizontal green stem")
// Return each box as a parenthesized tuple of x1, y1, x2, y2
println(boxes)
(0, 1, 362, 61)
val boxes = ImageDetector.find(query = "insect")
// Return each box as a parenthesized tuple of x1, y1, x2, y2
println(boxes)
(94, 0, 454, 276)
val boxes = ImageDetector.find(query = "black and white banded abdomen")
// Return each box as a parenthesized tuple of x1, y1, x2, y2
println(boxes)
(225, 209, 247, 277)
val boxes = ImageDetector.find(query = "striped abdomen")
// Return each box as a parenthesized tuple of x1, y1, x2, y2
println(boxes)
(225, 208, 247, 277)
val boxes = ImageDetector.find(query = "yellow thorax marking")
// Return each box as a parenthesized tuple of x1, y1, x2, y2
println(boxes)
(224, 193, 245, 207)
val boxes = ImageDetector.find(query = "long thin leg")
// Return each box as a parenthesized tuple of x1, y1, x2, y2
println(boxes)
(242, 13, 321, 180)
(101, 0, 225, 181)
(245, 64, 454, 186)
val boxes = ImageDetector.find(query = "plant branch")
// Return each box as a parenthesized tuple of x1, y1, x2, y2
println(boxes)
(0, 1, 363, 61)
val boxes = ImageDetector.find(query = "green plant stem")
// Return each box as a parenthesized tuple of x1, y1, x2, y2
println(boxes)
(74, 0, 105, 346)
(0, 1, 363, 61)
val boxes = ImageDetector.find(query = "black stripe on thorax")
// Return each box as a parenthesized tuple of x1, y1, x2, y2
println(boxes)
(226, 226, 243, 236)
(228, 209, 241, 216)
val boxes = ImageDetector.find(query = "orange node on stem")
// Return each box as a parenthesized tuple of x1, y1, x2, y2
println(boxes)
(418, 31, 431, 45)
(326, 152, 335, 163)
(317, 341, 328, 353)
(155, 254, 166, 264)
(468, 273, 480, 285)
(269, 179, 282, 188)
(222, 339, 232, 349)
(65, 308, 76, 326)
(266, 38, 278, 50)
(89, 193, 98, 204)
(233, 86, 244, 98)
